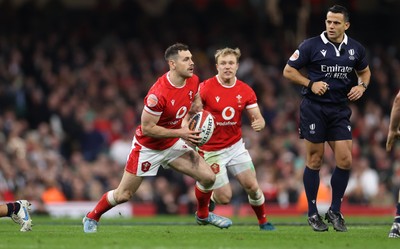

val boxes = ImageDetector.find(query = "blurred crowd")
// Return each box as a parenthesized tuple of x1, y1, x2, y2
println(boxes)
(1, 0, 400, 215)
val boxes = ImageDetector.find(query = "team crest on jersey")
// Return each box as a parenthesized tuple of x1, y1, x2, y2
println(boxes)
(348, 49, 355, 60)
(236, 94, 242, 108)
(289, 49, 299, 61)
(147, 94, 158, 107)
(210, 163, 220, 174)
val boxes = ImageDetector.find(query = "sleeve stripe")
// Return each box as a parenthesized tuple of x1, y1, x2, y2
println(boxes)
(246, 103, 258, 109)
(144, 106, 162, 116)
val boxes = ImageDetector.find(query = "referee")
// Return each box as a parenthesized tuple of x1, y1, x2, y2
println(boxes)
(283, 5, 371, 232)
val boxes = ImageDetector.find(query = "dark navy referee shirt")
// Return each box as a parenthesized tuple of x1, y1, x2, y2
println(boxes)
(287, 31, 369, 104)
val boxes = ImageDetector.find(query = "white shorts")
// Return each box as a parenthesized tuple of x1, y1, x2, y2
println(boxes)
(199, 139, 254, 189)
(125, 137, 194, 176)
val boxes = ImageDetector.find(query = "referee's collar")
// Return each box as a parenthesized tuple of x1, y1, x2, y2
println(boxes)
(320, 31, 348, 45)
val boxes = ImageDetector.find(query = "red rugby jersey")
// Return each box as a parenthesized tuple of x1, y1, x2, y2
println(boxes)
(199, 76, 258, 151)
(135, 72, 199, 150)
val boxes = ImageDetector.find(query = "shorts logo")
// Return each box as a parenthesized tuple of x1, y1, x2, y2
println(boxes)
(309, 123, 316, 134)
(141, 161, 151, 172)
(347, 125, 351, 132)
(210, 163, 220, 174)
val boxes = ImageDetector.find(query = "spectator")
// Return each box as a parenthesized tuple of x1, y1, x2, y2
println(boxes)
(345, 157, 379, 204)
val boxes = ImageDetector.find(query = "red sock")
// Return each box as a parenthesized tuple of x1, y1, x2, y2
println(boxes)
(251, 204, 267, 225)
(87, 193, 115, 221)
(195, 186, 212, 219)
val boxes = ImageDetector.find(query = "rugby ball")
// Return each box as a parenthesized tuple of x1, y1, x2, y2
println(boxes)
(188, 110, 215, 146)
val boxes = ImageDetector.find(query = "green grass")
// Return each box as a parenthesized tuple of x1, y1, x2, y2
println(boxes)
(0, 215, 398, 249)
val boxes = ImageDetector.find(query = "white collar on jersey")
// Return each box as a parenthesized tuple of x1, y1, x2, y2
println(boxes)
(320, 31, 348, 45)
(216, 75, 237, 88)
(320, 31, 348, 57)
(166, 72, 186, 88)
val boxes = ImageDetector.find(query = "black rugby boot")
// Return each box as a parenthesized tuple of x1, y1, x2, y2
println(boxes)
(325, 209, 347, 232)
(308, 213, 328, 232)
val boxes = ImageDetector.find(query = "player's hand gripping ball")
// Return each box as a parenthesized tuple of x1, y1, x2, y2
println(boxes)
(188, 110, 215, 146)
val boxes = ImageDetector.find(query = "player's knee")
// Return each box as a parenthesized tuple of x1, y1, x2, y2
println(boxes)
(307, 158, 323, 170)
(245, 185, 260, 197)
(338, 161, 352, 170)
(240, 178, 259, 193)
(308, 152, 324, 168)
(199, 173, 215, 189)
(337, 156, 352, 169)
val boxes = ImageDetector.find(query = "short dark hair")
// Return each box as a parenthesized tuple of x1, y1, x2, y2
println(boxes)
(328, 5, 350, 22)
(164, 43, 189, 61)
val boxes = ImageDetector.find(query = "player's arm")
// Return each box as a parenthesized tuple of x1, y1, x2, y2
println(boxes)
(283, 64, 310, 87)
(283, 64, 328, 95)
(188, 93, 204, 120)
(246, 106, 265, 132)
(348, 66, 371, 101)
(387, 91, 400, 152)
(182, 93, 203, 128)
(356, 66, 371, 88)
(141, 109, 200, 142)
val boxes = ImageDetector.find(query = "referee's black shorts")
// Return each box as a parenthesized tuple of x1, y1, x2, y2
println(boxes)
(299, 98, 352, 143)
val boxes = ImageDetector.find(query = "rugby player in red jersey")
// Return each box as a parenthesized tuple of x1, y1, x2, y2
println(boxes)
(82, 43, 232, 233)
(194, 47, 275, 231)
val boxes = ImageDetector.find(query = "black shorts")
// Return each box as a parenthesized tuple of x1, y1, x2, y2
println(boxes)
(299, 98, 352, 143)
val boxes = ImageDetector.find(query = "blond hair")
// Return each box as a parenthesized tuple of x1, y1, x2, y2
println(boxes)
(214, 47, 241, 63)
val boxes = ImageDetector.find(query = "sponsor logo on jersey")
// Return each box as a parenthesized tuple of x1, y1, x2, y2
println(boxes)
(321, 64, 353, 73)
(321, 64, 353, 80)
(216, 121, 237, 126)
(222, 106, 235, 120)
(176, 106, 187, 119)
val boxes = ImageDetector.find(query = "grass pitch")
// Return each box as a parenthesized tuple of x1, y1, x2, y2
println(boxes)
(0, 215, 398, 249)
